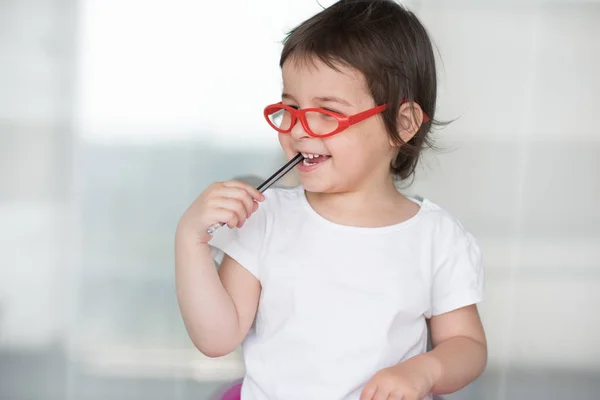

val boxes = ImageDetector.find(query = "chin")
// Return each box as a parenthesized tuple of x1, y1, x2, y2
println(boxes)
(299, 177, 345, 194)
(299, 178, 330, 193)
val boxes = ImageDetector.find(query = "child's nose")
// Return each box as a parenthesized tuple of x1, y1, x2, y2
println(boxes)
(289, 118, 310, 140)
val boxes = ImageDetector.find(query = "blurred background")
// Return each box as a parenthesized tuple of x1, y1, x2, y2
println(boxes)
(0, 0, 598, 399)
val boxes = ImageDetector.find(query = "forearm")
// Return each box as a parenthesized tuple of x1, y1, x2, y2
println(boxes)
(175, 231, 242, 356)
(423, 336, 487, 394)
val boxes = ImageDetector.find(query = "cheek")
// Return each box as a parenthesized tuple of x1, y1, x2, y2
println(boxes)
(278, 134, 292, 151)
(364, 120, 391, 146)
(324, 135, 351, 156)
(329, 125, 389, 160)
(326, 136, 367, 172)
(362, 124, 395, 162)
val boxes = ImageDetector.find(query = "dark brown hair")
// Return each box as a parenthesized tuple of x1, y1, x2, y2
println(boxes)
(280, 0, 440, 181)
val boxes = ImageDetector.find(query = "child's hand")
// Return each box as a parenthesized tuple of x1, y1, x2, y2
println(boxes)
(177, 180, 265, 244)
(360, 354, 439, 400)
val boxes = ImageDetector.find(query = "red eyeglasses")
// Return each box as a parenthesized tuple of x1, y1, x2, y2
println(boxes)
(264, 100, 429, 138)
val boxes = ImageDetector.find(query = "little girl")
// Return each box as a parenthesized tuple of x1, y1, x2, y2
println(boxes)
(175, 1, 487, 399)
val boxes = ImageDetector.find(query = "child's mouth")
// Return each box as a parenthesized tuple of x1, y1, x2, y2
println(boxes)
(301, 152, 331, 166)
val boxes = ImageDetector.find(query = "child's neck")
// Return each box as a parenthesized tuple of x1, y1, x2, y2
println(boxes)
(304, 179, 420, 228)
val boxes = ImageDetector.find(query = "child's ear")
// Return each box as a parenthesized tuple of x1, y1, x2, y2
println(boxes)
(390, 102, 424, 146)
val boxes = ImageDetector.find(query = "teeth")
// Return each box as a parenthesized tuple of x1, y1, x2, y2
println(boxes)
(301, 152, 320, 159)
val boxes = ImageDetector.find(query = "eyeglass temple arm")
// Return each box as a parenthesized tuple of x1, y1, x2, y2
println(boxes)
(348, 104, 389, 125)
(348, 103, 430, 124)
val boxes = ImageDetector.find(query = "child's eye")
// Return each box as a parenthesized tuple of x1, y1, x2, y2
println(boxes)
(323, 108, 343, 115)
(319, 112, 337, 120)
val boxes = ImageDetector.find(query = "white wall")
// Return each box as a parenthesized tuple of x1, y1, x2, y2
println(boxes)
(409, 1, 600, 370)
(0, 0, 76, 348)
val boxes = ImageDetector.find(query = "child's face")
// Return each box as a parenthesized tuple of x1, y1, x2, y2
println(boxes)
(278, 57, 397, 194)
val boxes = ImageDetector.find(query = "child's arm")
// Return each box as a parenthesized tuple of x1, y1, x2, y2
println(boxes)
(175, 181, 264, 357)
(175, 243, 260, 357)
(360, 305, 486, 400)
(425, 304, 487, 393)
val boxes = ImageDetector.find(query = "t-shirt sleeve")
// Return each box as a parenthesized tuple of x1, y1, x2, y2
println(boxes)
(429, 217, 484, 317)
(208, 199, 269, 280)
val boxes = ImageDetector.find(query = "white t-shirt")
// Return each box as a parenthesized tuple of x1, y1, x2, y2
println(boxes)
(209, 186, 484, 400)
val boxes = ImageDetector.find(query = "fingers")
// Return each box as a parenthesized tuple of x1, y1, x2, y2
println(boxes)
(211, 192, 251, 218)
(360, 386, 390, 400)
(211, 208, 240, 230)
(216, 183, 263, 211)
(212, 198, 249, 228)
(360, 385, 377, 400)
(222, 180, 265, 202)
(372, 388, 390, 400)
(208, 181, 265, 229)
(179, 180, 267, 243)
(361, 385, 408, 400)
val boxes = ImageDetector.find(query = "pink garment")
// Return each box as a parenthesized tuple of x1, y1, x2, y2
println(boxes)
(215, 381, 445, 400)
(218, 382, 242, 400)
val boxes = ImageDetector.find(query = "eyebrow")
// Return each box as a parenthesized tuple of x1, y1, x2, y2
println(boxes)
(314, 96, 353, 107)
(281, 93, 353, 107)
(281, 92, 296, 101)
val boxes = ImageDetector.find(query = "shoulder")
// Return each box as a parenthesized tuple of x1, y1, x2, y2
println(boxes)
(413, 197, 480, 253)
(413, 198, 485, 315)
